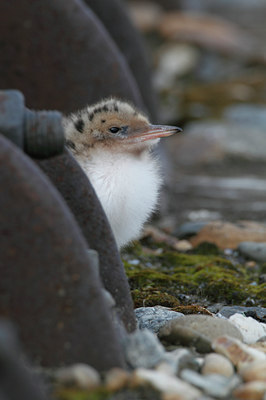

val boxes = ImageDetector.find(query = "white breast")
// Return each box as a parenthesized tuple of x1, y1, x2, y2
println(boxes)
(78, 149, 161, 248)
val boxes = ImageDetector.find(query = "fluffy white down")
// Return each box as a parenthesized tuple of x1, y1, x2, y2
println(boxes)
(78, 148, 161, 248)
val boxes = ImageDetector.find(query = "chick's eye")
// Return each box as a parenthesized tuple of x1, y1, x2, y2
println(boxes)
(109, 127, 120, 134)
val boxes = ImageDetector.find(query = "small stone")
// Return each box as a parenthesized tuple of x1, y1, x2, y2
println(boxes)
(159, 315, 243, 346)
(175, 240, 193, 251)
(142, 225, 191, 251)
(229, 313, 266, 344)
(105, 368, 130, 391)
(159, 323, 212, 353)
(212, 336, 266, 370)
(135, 306, 184, 334)
(175, 221, 208, 239)
(154, 44, 199, 89)
(124, 329, 166, 369)
(189, 221, 266, 249)
(218, 306, 266, 322)
(157, 348, 199, 376)
(128, 1, 162, 32)
(54, 363, 100, 389)
(180, 368, 241, 398)
(133, 368, 202, 399)
(233, 381, 266, 400)
(201, 353, 234, 377)
(238, 242, 266, 262)
(239, 360, 266, 382)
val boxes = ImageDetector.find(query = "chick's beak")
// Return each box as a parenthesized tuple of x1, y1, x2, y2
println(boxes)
(126, 124, 182, 143)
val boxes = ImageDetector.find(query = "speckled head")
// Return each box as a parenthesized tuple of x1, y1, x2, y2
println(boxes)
(64, 98, 182, 153)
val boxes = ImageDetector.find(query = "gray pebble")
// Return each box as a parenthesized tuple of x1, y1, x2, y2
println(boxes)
(158, 315, 243, 351)
(218, 306, 266, 323)
(159, 324, 212, 353)
(238, 241, 266, 262)
(180, 369, 241, 398)
(135, 306, 184, 334)
(157, 348, 200, 376)
(174, 222, 207, 239)
(124, 329, 166, 369)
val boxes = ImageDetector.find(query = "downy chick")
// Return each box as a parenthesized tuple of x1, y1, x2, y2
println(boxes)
(63, 98, 181, 248)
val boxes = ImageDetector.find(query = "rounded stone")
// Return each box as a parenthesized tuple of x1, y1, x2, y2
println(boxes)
(212, 336, 266, 370)
(135, 306, 184, 334)
(159, 324, 212, 354)
(233, 381, 266, 400)
(55, 364, 100, 389)
(159, 315, 243, 344)
(201, 353, 234, 377)
(238, 242, 266, 262)
(105, 368, 131, 391)
(239, 360, 266, 382)
(229, 313, 266, 344)
(124, 329, 166, 369)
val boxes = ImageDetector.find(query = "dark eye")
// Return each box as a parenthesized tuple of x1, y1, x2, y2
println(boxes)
(109, 127, 120, 134)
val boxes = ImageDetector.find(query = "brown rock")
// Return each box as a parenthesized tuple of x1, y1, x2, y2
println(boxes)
(105, 368, 131, 391)
(233, 381, 266, 400)
(190, 221, 266, 249)
(239, 360, 266, 382)
(142, 225, 192, 251)
(213, 336, 266, 370)
(159, 12, 254, 57)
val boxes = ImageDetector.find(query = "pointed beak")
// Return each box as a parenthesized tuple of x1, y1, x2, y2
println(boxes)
(126, 124, 182, 144)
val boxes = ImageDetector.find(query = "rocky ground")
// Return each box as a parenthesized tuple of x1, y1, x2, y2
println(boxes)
(48, 1, 266, 399)
(47, 225, 265, 399)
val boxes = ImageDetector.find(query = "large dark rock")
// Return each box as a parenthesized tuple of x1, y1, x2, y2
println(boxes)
(0, 320, 49, 400)
(87, 0, 158, 120)
(0, 134, 125, 370)
(0, 0, 144, 114)
(37, 149, 136, 332)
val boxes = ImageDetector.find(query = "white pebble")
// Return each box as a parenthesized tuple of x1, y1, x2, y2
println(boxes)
(202, 353, 234, 377)
(229, 313, 266, 344)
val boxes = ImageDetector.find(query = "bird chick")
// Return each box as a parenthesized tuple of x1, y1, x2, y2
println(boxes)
(63, 98, 181, 248)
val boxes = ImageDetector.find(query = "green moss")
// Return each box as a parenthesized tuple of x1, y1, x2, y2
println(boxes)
(132, 289, 180, 308)
(55, 386, 161, 400)
(191, 242, 220, 256)
(55, 388, 110, 400)
(123, 241, 266, 307)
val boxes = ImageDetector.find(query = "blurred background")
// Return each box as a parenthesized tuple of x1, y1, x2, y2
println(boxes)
(1, 0, 266, 228)
(127, 0, 266, 227)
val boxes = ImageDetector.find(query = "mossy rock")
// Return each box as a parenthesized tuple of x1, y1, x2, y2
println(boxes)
(132, 288, 180, 308)
(123, 241, 266, 307)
